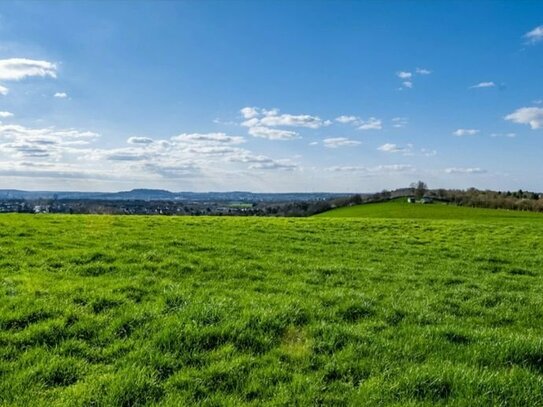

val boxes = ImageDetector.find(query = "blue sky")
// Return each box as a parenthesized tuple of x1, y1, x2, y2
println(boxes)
(0, 1, 542, 192)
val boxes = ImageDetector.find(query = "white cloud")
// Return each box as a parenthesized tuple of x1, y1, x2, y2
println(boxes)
(525, 25, 543, 44)
(0, 161, 118, 181)
(0, 85, 8, 95)
(240, 107, 259, 119)
(453, 128, 480, 136)
(416, 68, 431, 75)
(259, 113, 327, 129)
(326, 164, 414, 173)
(322, 137, 361, 148)
(173, 132, 245, 144)
(335, 115, 358, 124)
(397, 68, 431, 89)
(247, 126, 298, 140)
(212, 118, 236, 125)
(533, 100, 543, 105)
(183, 145, 243, 156)
(373, 164, 414, 172)
(248, 160, 297, 171)
(239, 106, 329, 141)
(0, 124, 99, 142)
(0, 111, 14, 118)
(397, 71, 412, 79)
(445, 167, 487, 174)
(377, 143, 412, 154)
(470, 82, 496, 89)
(392, 117, 408, 128)
(504, 107, 543, 129)
(54, 92, 68, 98)
(140, 162, 198, 178)
(0, 124, 99, 159)
(358, 117, 382, 130)
(241, 107, 328, 129)
(104, 150, 153, 161)
(127, 136, 154, 144)
(240, 117, 260, 128)
(0, 120, 303, 187)
(0, 58, 57, 81)
(228, 153, 297, 171)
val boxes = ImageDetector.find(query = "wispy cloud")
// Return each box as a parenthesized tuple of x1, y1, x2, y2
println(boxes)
(392, 117, 408, 128)
(445, 167, 487, 174)
(0, 111, 14, 118)
(247, 126, 298, 140)
(416, 68, 431, 75)
(239, 106, 329, 140)
(453, 128, 480, 136)
(240, 107, 259, 119)
(259, 113, 329, 129)
(524, 25, 543, 44)
(0, 120, 300, 183)
(127, 136, 155, 145)
(396, 71, 412, 79)
(377, 143, 412, 154)
(505, 107, 543, 129)
(326, 164, 414, 173)
(322, 137, 361, 148)
(358, 117, 382, 130)
(0, 124, 99, 159)
(396, 68, 431, 89)
(54, 92, 68, 98)
(0, 58, 57, 81)
(335, 115, 359, 124)
(0, 58, 58, 96)
(470, 81, 496, 89)
(240, 107, 329, 129)
(173, 133, 245, 144)
(228, 153, 297, 171)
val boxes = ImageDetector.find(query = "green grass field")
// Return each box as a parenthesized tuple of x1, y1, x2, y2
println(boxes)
(317, 198, 543, 220)
(1, 207, 543, 405)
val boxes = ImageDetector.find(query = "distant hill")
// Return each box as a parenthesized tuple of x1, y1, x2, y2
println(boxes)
(0, 188, 354, 202)
(317, 198, 543, 220)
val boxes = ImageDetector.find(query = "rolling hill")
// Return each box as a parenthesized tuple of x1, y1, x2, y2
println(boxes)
(317, 198, 543, 220)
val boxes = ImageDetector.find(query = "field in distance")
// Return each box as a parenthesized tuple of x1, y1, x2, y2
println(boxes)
(1, 209, 543, 405)
(317, 198, 543, 220)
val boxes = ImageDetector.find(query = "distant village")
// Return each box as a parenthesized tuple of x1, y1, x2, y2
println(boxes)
(0, 184, 542, 216)
(0, 199, 259, 216)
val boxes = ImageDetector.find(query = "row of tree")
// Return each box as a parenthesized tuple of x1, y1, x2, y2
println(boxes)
(427, 188, 543, 212)
(297, 182, 543, 216)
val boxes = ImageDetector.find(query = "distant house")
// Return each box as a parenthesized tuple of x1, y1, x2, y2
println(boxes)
(407, 197, 416, 203)
(420, 197, 433, 204)
(33, 205, 50, 214)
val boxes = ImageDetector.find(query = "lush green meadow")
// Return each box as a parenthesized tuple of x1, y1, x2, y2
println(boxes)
(1, 207, 543, 406)
(318, 198, 543, 220)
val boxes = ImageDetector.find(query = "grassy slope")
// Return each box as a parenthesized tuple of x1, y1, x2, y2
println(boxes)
(1, 213, 543, 405)
(317, 198, 543, 220)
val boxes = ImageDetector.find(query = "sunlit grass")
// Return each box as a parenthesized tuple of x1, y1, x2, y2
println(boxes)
(1, 213, 543, 405)
(317, 198, 543, 220)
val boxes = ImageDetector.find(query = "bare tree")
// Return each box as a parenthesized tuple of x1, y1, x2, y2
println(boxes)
(410, 181, 428, 200)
